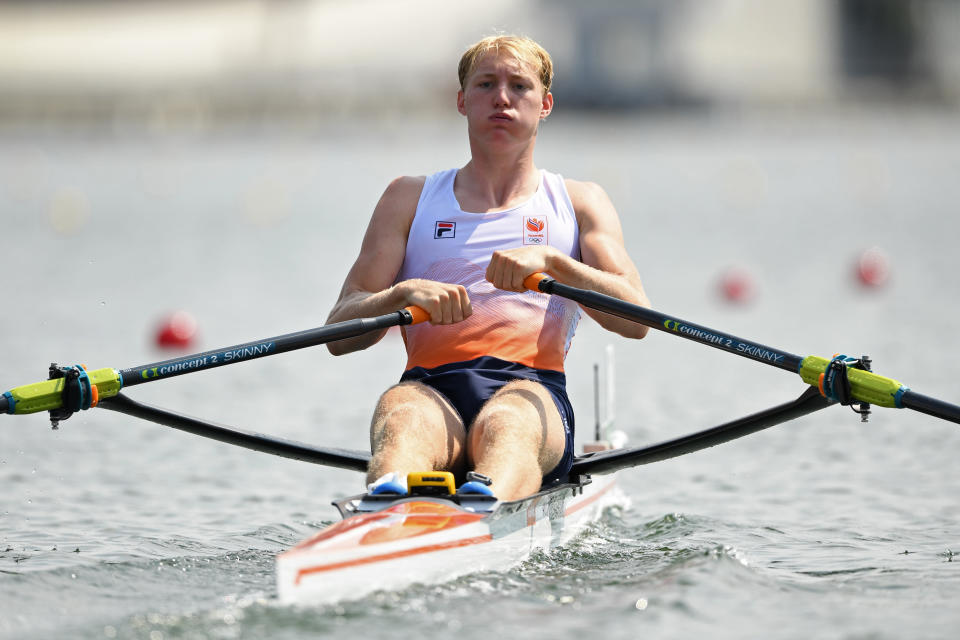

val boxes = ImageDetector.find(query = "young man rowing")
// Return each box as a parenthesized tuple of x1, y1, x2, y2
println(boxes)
(326, 35, 650, 500)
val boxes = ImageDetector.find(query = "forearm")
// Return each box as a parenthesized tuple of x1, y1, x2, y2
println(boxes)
(326, 277, 472, 354)
(545, 250, 650, 339)
(325, 286, 408, 355)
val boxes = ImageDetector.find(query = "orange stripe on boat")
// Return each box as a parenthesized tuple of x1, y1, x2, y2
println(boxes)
(294, 534, 493, 583)
(284, 512, 393, 553)
(525, 495, 544, 527)
(564, 480, 614, 517)
(284, 501, 482, 554)
(360, 512, 485, 545)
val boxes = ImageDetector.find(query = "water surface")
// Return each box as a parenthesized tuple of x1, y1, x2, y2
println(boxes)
(1, 111, 958, 639)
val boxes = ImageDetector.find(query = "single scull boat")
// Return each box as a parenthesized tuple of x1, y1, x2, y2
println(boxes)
(278, 345, 624, 604)
(276, 466, 619, 604)
(3, 275, 959, 605)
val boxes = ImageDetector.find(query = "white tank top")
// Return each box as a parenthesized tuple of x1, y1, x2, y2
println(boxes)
(397, 168, 581, 372)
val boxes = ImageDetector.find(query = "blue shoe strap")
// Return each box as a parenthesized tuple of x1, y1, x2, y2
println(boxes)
(370, 480, 408, 496)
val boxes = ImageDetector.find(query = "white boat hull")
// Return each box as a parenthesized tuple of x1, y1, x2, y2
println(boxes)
(276, 473, 618, 605)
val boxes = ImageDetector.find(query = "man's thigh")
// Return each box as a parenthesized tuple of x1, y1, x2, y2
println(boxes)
(467, 379, 567, 474)
(371, 381, 468, 471)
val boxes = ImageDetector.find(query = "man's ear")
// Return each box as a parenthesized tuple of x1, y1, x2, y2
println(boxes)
(541, 92, 554, 119)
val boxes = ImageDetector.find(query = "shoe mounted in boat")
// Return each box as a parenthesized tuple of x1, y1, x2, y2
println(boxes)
(455, 481, 494, 496)
(456, 471, 495, 497)
(367, 471, 408, 496)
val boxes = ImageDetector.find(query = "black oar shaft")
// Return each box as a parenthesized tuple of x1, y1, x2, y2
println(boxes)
(120, 311, 412, 388)
(539, 279, 803, 372)
(900, 391, 960, 425)
(3, 307, 427, 417)
(531, 276, 960, 426)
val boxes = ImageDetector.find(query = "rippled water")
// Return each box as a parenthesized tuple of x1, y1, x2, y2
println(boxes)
(1, 110, 959, 638)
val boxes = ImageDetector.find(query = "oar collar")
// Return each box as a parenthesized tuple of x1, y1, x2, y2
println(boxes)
(47, 363, 99, 428)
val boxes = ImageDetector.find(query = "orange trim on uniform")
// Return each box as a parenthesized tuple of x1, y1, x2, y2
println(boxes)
(401, 300, 572, 373)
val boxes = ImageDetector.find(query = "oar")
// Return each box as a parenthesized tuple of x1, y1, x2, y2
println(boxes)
(1, 306, 428, 417)
(571, 387, 832, 476)
(524, 274, 960, 425)
(100, 394, 370, 472)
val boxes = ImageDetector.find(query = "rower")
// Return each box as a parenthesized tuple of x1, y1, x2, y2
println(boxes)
(324, 34, 650, 500)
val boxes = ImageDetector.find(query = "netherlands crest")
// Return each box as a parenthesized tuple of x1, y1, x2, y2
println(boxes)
(523, 216, 547, 245)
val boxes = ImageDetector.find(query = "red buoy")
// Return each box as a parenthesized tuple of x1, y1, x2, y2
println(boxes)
(718, 266, 755, 304)
(856, 248, 889, 288)
(155, 311, 198, 349)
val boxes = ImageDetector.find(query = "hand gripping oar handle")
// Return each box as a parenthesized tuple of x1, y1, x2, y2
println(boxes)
(524, 274, 960, 424)
(2, 306, 428, 417)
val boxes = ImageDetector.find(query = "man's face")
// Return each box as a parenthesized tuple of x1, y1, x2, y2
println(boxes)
(457, 51, 552, 145)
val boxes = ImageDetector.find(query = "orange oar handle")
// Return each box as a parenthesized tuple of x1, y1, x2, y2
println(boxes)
(523, 273, 549, 292)
(403, 306, 430, 325)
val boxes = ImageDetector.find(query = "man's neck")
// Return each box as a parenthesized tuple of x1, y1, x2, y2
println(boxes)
(456, 145, 540, 213)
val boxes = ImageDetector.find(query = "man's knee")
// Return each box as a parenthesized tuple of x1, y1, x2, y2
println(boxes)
(470, 379, 566, 470)
(471, 381, 551, 446)
(476, 379, 556, 429)
(375, 381, 448, 415)
(370, 381, 467, 466)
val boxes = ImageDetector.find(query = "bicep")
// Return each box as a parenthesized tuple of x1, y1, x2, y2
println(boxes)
(572, 182, 641, 283)
(337, 176, 423, 298)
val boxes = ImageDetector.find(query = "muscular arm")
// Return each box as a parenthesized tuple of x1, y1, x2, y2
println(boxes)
(326, 176, 472, 355)
(485, 179, 650, 338)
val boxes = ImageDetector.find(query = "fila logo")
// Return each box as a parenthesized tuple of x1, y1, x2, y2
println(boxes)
(522, 216, 547, 245)
(434, 221, 456, 238)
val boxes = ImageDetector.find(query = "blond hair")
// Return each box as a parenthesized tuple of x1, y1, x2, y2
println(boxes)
(458, 35, 554, 95)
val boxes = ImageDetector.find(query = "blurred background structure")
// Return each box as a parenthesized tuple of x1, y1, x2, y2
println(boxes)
(1, 0, 958, 128)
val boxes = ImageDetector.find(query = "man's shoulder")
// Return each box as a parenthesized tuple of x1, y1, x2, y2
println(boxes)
(375, 175, 428, 219)
(563, 178, 604, 197)
(385, 175, 428, 199)
(563, 178, 612, 213)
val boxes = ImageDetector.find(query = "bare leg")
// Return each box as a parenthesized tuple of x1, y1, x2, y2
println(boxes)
(367, 381, 468, 485)
(467, 379, 567, 500)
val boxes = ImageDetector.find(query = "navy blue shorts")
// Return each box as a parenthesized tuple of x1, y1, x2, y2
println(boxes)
(399, 356, 575, 485)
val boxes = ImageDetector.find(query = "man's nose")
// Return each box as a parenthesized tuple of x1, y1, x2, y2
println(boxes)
(493, 83, 510, 106)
